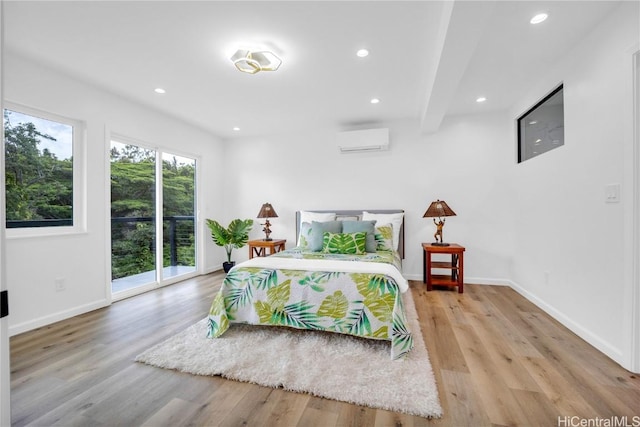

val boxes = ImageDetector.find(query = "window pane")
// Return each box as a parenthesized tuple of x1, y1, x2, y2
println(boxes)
(518, 85, 565, 163)
(110, 141, 156, 287)
(162, 152, 196, 280)
(4, 109, 74, 228)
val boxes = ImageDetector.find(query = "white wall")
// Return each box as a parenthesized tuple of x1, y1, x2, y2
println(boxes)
(223, 113, 516, 284)
(509, 1, 639, 369)
(5, 53, 226, 335)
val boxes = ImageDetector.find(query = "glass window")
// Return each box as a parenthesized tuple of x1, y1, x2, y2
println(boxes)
(110, 140, 157, 289)
(517, 85, 565, 163)
(4, 104, 84, 235)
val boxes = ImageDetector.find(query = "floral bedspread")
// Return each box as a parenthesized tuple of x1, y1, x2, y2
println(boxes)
(207, 248, 414, 359)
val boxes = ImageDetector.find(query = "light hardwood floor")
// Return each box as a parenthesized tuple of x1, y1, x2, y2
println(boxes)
(10, 273, 640, 426)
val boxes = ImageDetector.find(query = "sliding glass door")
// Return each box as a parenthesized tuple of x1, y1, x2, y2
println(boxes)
(161, 152, 196, 280)
(110, 140, 197, 295)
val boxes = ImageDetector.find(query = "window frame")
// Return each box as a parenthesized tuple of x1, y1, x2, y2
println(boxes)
(4, 101, 86, 239)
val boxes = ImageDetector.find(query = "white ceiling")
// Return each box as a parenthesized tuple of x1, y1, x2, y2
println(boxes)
(3, 1, 621, 140)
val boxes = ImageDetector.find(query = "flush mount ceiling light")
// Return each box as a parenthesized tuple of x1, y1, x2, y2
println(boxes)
(476, 96, 487, 103)
(356, 49, 369, 58)
(530, 13, 548, 24)
(230, 49, 282, 74)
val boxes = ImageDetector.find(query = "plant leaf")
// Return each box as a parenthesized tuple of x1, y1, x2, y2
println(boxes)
(251, 268, 278, 290)
(208, 292, 225, 316)
(205, 219, 230, 246)
(207, 316, 229, 338)
(228, 218, 254, 248)
(266, 279, 291, 311)
(364, 292, 395, 323)
(225, 286, 253, 312)
(298, 271, 342, 292)
(272, 300, 321, 330)
(368, 274, 396, 295)
(347, 306, 372, 336)
(254, 300, 273, 323)
(317, 290, 348, 319)
(392, 310, 414, 358)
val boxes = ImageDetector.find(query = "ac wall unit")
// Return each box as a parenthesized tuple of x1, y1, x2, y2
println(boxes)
(336, 128, 389, 153)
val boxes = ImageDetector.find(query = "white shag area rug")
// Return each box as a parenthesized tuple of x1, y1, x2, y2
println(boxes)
(135, 290, 442, 418)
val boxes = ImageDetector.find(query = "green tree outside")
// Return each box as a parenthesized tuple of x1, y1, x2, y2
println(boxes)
(110, 142, 196, 280)
(4, 109, 73, 224)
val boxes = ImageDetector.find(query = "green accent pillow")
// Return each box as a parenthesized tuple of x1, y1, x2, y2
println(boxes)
(322, 232, 367, 254)
(341, 220, 377, 253)
(374, 224, 394, 252)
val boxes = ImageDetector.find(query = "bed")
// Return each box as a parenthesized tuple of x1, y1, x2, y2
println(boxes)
(207, 209, 413, 360)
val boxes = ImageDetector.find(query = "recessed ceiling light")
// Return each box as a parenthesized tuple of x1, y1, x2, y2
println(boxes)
(154, 88, 166, 94)
(370, 98, 380, 104)
(233, 127, 240, 131)
(356, 49, 369, 58)
(529, 120, 538, 125)
(476, 97, 487, 103)
(530, 13, 548, 24)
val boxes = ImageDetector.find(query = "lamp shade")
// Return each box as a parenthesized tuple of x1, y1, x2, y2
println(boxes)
(257, 203, 278, 219)
(423, 200, 456, 218)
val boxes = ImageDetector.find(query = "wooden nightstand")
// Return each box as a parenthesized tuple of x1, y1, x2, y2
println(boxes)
(422, 243, 465, 293)
(248, 239, 286, 259)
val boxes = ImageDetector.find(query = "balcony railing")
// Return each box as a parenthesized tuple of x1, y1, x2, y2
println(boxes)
(8, 216, 196, 292)
(6, 219, 73, 228)
(6, 216, 196, 281)
(110, 215, 195, 280)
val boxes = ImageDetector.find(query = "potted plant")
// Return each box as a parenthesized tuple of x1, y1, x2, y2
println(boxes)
(206, 218, 254, 273)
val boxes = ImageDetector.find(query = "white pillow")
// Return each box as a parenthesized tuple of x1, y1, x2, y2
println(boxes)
(361, 211, 404, 250)
(297, 211, 336, 245)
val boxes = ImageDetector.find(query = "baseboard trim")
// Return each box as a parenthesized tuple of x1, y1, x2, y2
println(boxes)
(507, 280, 625, 369)
(203, 265, 223, 275)
(9, 298, 110, 337)
(404, 271, 628, 370)
(403, 273, 511, 287)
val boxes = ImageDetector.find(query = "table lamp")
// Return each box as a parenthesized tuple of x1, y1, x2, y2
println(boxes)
(257, 202, 278, 241)
(423, 200, 456, 246)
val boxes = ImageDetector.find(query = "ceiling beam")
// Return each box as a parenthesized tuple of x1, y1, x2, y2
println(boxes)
(420, 0, 496, 134)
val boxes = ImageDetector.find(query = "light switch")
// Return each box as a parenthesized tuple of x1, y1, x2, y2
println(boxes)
(605, 183, 620, 203)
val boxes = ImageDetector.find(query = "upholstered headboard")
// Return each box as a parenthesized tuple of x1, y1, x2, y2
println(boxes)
(295, 209, 405, 259)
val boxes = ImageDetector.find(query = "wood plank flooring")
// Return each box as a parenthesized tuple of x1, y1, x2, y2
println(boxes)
(10, 273, 640, 426)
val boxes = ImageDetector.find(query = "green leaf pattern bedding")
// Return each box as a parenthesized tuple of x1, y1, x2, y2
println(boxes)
(207, 248, 413, 359)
